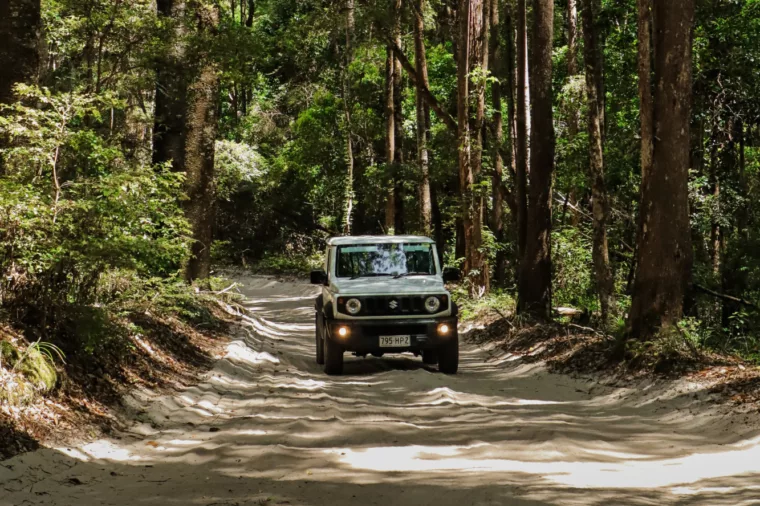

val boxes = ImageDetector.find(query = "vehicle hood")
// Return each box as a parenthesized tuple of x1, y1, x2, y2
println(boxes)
(331, 276, 447, 295)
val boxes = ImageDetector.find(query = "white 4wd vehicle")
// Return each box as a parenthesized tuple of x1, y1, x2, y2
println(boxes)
(311, 235, 460, 375)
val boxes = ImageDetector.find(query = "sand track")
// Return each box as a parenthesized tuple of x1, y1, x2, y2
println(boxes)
(2, 275, 760, 505)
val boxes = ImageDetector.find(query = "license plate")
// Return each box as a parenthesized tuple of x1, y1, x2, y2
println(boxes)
(379, 335, 411, 347)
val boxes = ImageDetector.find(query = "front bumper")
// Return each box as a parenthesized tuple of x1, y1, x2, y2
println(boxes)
(325, 316, 458, 353)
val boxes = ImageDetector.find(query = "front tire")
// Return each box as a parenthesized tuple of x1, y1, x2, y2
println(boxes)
(438, 336, 459, 374)
(422, 350, 438, 365)
(315, 312, 324, 365)
(323, 330, 344, 375)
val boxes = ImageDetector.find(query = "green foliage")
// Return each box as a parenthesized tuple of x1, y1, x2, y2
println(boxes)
(453, 287, 515, 322)
(0, 85, 190, 357)
(250, 252, 323, 276)
(552, 228, 596, 312)
(1, 338, 63, 395)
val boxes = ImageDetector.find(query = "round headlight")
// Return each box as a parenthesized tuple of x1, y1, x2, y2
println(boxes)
(345, 298, 362, 315)
(424, 296, 441, 313)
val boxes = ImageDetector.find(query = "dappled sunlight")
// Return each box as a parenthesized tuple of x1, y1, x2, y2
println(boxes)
(5, 275, 760, 505)
(225, 340, 280, 365)
(322, 436, 760, 489)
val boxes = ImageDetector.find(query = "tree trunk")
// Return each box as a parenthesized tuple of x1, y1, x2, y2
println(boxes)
(504, 4, 517, 179)
(393, 0, 405, 235)
(519, 0, 555, 317)
(153, 0, 220, 281)
(0, 0, 40, 104)
(567, 0, 579, 137)
(414, 0, 433, 236)
(637, 0, 653, 187)
(153, 0, 188, 172)
(342, 0, 355, 235)
(628, 0, 694, 339)
(490, 0, 506, 286)
(182, 2, 220, 282)
(457, 0, 473, 279)
(458, 0, 489, 295)
(709, 134, 720, 275)
(582, 0, 614, 325)
(431, 185, 445, 263)
(384, 43, 396, 233)
(0, 0, 41, 172)
(245, 0, 254, 26)
(514, 0, 529, 273)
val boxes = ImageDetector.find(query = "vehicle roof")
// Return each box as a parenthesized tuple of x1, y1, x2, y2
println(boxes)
(327, 235, 435, 246)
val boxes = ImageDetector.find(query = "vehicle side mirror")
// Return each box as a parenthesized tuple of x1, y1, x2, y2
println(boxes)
(442, 267, 461, 283)
(310, 269, 328, 285)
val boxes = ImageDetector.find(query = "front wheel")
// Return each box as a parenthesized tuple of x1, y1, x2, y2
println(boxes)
(437, 336, 459, 374)
(422, 350, 438, 365)
(323, 331, 344, 375)
(315, 312, 324, 365)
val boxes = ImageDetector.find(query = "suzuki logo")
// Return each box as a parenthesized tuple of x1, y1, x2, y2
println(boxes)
(388, 300, 399, 309)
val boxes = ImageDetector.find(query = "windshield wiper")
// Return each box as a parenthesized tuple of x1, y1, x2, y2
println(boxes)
(393, 272, 433, 279)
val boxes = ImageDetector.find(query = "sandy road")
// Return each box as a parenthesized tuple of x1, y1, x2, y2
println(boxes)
(2, 275, 760, 506)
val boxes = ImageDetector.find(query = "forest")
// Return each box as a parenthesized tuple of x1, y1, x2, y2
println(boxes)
(1, 0, 760, 392)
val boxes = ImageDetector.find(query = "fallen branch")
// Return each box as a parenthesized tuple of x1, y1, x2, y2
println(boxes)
(213, 282, 240, 295)
(694, 284, 759, 309)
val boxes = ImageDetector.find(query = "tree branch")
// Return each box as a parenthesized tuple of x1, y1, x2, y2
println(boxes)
(694, 284, 759, 309)
(386, 38, 458, 133)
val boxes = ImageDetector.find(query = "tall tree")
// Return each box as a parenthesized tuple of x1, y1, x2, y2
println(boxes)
(514, 0, 529, 275)
(182, 1, 220, 281)
(153, 0, 188, 172)
(490, 0, 506, 285)
(413, 0, 433, 236)
(384, 0, 399, 234)
(582, 0, 613, 324)
(519, 0, 555, 317)
(0, 0, 39, 105)
(153, 0, 221, 281)
(458, 0, 489, 294)
(566, 0, 579, 137)
(628, 0, 694, 339)
(0, 0, 41, 171)
(342, 0, 355, 235)
(393, 0, 405, 234)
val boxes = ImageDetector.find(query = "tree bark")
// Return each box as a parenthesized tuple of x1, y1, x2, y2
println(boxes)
(637, 0, 653, 188)
(388, 41, 457, 132)
(413, 0, 433, 236)
(384, 43, 396, 233)
(152, 0, 220, 281)
(393, 0, 405, 235)
(342, 0, 355, 235)
(519, 0, 555, 317)
(490, 0, 506, 286)
(0, 0, 41, 172)
(628, 0, 694, 339)
(567, 0, 579, 137)
(457, 0, 473, 281)
(153, 0, 188, 172)
(458, 0, 489, 295)
(182, 1, 220, 282)
(582, 0, 614, 325)
(514, 0, 529, 272)
(0, 0, 40, 104)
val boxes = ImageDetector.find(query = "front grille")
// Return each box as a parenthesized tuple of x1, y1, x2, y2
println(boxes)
(336, 294, 448, 316)
(363, 295, 427, 316)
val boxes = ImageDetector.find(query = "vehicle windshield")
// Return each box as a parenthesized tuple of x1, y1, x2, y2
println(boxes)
(336, 243, 437, 279)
